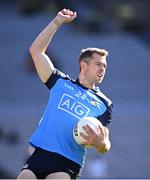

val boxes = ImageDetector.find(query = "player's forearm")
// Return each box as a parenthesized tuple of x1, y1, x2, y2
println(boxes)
(30, 17, 63, 54)
(96, 139, 111, 153)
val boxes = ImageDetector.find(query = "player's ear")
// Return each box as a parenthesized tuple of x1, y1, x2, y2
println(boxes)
(80, 61, 87, 72)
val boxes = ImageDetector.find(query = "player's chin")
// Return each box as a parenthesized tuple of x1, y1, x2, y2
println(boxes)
(96, 78, 103, 84)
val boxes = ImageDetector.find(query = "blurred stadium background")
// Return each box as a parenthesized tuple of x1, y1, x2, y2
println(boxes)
(0, 0, 150, 179)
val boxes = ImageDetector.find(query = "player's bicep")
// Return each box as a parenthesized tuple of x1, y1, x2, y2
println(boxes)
(31, 52, 54, 83)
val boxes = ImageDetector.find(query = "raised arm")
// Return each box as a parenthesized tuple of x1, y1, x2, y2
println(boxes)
(29, 9, 77, 83)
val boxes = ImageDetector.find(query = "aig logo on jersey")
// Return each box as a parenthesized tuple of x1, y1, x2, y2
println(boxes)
(58, 93, 90, 119)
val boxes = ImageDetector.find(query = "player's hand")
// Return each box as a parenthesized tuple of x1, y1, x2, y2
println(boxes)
(80, 124, 110, 151)
(53, 9, 77, 26)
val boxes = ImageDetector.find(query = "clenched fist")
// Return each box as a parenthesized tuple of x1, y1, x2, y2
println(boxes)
(53, 9, 77, 26)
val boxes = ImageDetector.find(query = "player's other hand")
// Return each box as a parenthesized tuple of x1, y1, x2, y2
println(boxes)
(54, 9, 77, 25)
(80, 124, 111, 153)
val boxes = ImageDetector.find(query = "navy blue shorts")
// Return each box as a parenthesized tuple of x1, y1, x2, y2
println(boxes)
(21, 147, 81, 179)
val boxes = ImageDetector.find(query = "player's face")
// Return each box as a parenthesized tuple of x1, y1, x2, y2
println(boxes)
(84, 53, 107, 85)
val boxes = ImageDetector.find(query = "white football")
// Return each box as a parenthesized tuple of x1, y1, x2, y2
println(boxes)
(73, 116, 102, 146)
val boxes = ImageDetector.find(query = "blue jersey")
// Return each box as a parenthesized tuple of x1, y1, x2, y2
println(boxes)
(29, 69, 113, 166)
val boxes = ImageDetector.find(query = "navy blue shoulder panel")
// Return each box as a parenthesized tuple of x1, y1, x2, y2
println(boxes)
(45, 68, 71, 90)
(94, 90, 113, 127)
(97, 104, 113, 127)
(94, 90, 112, 107)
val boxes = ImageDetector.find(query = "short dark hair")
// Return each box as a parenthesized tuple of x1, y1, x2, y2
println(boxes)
(79, 48, 109, 63)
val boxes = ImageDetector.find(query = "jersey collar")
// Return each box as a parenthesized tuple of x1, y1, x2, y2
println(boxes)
(75, 78, 100, 93)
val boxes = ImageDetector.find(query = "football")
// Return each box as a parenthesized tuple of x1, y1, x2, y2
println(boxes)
(73, 116, 102, 146)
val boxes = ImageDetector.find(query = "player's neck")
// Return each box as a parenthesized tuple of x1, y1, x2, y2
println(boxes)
(78, 75, 95, 89)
